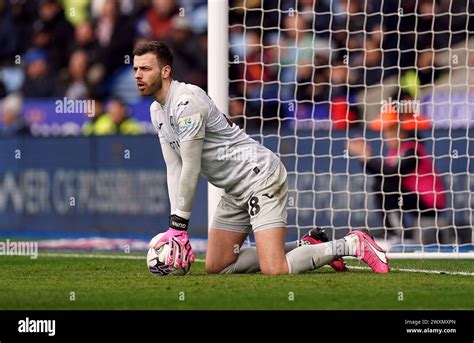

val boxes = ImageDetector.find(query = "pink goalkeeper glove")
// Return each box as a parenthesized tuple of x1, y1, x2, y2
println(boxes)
(168, 231, 195, 269)
(152, 215, 195, 269)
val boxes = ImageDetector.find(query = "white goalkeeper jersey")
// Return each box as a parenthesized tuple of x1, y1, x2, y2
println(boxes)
(150, 80, 280, 199)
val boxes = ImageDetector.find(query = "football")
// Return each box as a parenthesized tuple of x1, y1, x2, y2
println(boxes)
(146, 233, 191, 276)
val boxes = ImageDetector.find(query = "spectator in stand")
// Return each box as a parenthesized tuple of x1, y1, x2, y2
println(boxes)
(437, 0, 474, 47)
(350, 39, 384, 90)
(72, 20, 99, 63)
(136, 0, 178, 40)
(294, 60, 330, 125)
(56, 49, 90, 100)
(0, 0, 21, 62)
(21, 48, 55, 98)
(167, 15, 206, 89)
(0, 93, 30, 136)
(5, 0, 38, 56)
(347, 95, 446, 244)
(94, 0, 134, 75)
(279, 12, 332, 97)
(416, 50, 442, 87)
(82, 96, 114, 135)
(400, 49, 445, 99)
(329, 61, 359, 129)
(106, 98, 141, 135)
(277, 11, 332, 126)
(32, 0, 74, 71)
(235, 29, 279, 127)
(82, 97, 141, 135)
(332, 0, 366, 52)
(71, 19, 105, 95)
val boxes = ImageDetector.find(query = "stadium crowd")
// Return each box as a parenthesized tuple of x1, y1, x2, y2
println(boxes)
(0, 0, 472, 134)
(0, 0, 207, 135)
(228, 0, 473, 128)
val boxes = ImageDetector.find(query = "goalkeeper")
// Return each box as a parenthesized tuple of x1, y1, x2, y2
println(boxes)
(133, 41, 389, 275)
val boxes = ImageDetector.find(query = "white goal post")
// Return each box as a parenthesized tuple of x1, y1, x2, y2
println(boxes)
(208, 0, 474, 259)
(207, 0, 228, 226)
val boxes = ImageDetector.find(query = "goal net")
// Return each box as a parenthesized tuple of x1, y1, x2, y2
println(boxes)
(212, 0, 474, 258)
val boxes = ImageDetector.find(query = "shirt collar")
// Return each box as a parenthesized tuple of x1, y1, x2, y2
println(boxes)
(160, 79, 177, 109)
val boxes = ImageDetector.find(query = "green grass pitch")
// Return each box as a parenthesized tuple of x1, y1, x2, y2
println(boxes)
(0, 252, 473, 310)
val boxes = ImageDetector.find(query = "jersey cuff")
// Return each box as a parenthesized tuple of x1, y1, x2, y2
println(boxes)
(174, 209, 191, 220)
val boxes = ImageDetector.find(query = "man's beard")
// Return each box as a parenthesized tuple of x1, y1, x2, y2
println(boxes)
(143, 72, 162, 96)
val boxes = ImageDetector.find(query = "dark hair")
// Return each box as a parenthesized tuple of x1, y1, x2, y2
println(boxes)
(133, 41, 173, 68)
(108, 97, 125, 106)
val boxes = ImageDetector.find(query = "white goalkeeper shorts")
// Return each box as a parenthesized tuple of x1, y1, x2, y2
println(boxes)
(211, 162, 288, 233)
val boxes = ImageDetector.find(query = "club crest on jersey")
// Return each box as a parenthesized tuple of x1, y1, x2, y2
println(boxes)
(178, 113, 201, 131)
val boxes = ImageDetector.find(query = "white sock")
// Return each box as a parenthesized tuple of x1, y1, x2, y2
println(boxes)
(219, 242, 300, 274)
(286, 239, 349, 274)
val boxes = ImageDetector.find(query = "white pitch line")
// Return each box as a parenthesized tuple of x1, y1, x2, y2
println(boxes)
(348, 265, 474, 276)
(37, 253, 474, 276)
(39, 252, 207, 263)
(40, 252, 144, 260)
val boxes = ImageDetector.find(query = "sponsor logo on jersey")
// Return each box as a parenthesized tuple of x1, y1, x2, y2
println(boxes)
(177, 100, 189, 107)
(177, 113, 201, 131)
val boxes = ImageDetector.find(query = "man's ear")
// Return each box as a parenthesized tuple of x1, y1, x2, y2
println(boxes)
(162, 65, 172, 79)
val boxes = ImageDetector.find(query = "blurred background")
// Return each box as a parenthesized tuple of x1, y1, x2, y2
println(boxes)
(0, 0, 473, 252)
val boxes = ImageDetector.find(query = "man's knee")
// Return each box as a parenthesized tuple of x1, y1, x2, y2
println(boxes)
(205, 262, 222, 274)
(259, 259, 289, 275)
(205, 258, 236, 274)
(254, 227, 288, 275)
(206, 228, 247, 274)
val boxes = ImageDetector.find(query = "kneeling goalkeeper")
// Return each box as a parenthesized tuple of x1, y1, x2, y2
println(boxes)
(133, 41, 389, 275)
